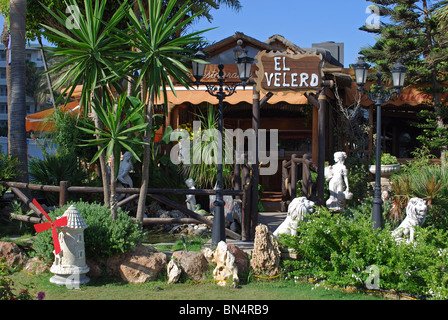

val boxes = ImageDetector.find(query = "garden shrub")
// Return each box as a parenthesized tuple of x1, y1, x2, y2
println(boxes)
(0, 148, 21, 197)
(33, 201, 145, 262)
(279, 202, 448, 299)
(29, 153, 97, 205)
(389, 151, 448, 226)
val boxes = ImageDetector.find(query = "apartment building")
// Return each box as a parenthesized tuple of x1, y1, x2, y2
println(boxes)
(0, 44, 47, 129)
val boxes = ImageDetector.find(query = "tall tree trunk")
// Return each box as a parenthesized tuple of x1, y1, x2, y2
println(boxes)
(8, 0, 28, 182)
(110, 151, 118, 220)
(110, 95, 120, 220)
(90, 88, 111, 207)
(136, 87, 154, 223)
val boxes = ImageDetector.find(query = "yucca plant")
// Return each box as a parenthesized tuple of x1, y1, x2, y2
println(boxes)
(120, 0, 211, 222)
(39, 0, 131, 207)
(390, 165, 448, 225)
(78, 94, 148, 219)
(179, 104, 233, 189)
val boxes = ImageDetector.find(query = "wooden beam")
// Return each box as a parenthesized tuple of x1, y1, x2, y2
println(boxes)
(0, 209, 42, 224)
(137, 218, 201, 226)
(148, 193, 241, 240)
(0, 182, 243, 196)
(312, 105, 319, 164)
(10, 187, 43, 218)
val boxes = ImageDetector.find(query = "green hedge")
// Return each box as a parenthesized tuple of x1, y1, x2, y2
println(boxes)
(33, 201, 145, 262)
(279, 201, 448, 299)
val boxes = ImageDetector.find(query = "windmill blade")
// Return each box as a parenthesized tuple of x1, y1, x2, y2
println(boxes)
(52, 227, 62, 255)
(32, 199, 52, 222)
(54, 216, 68, 228)
(34, 222, 52, 233)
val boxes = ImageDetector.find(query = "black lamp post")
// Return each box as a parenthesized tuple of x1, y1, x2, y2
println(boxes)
(351, 57, 407, 229)
(191, 44, 254, 245)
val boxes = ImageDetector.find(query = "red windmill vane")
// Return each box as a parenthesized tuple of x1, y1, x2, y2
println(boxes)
(33, 199, 67, 255)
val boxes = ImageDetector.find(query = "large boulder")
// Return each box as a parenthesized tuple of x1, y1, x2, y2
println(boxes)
(0, 241, 27, 267)
(250, 224, 281, 277)
(106, 244, 168, 284)
(171, 251, 209, 282)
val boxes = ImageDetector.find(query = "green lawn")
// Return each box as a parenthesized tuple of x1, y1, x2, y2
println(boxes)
(9, 269, 387, 301)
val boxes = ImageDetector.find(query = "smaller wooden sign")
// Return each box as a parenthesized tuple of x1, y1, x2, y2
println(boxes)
(254, 51, 323, 95)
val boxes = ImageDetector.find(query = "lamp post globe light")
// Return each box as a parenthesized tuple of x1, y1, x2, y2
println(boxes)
(351, 57, 407, 229)
(192, 44, 254, 245)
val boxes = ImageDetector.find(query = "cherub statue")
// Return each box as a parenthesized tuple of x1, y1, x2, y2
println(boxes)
(325, 151, 353, 211)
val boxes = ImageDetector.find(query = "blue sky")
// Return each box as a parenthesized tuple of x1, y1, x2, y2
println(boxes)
(187, 0, 378, 67)
(1, 0, 378, 67)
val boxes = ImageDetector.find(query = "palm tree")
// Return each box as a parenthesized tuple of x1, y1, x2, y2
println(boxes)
(122, 0, 211, 222)
(8, 0, 28, 183)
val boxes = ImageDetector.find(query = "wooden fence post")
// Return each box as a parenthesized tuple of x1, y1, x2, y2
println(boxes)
(281, 159, 288, 212)
(59, 181, 70, 208)
(290, 154, 298, 202)
(302, 154, 312, 199)
(241, 181, 252, 241)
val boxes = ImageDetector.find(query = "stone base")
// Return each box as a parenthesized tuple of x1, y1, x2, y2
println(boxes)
(50, 273, 90, 287)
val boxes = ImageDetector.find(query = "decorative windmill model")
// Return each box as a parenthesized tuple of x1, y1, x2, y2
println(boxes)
(33, 199, 90, 287)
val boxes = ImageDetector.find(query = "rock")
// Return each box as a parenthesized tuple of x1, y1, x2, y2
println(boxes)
(86, 258, 104, 277)
(227, 244, 249, 276)
(106, 244, 167, 284)
(250, 224, 281, 277)
(0, 241, 27, 267)
(211, 241, 239, 287)
(167, 259, 182, 284)
(23, 257, 51, 274)
(171, 251, 209, 282)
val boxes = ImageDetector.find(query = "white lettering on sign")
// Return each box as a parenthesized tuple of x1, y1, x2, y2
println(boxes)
(264, 57, 319, 88)
(255, 51, 323, 95)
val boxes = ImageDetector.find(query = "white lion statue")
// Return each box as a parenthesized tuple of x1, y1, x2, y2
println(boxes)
(273, 197, 315, 238)
(392, 197, 428, 243)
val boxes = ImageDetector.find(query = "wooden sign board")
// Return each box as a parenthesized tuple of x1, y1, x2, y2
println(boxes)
(254, 51, 323, 95)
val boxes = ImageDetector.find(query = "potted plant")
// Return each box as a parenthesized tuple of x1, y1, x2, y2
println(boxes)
(369, 153, 401, 176)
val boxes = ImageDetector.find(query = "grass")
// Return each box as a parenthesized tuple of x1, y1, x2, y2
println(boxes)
(8, 267, 387, 301)
(151, 236, 210, 252)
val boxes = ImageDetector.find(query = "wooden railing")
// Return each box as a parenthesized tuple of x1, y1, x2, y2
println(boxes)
(0, 180, 254, 240)
(281, 153, 317, 211)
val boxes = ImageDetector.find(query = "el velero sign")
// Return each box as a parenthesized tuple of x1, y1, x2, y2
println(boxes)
(254, 51, 323, 95)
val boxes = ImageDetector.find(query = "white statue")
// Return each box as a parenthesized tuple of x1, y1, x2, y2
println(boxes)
(118, 151, 133, 188)
(116, 151, 134, 202)
(273, 196, 315, 237)
(185, 178, 197, 212)
(392, 198, 428, 243)
(325, 151, 353, 211)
